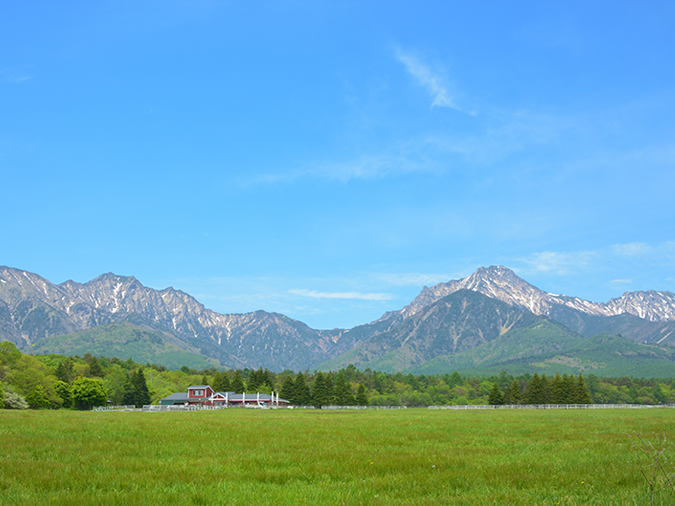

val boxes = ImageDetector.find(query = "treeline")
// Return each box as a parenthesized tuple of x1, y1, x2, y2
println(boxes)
(2, 341, 675, 409)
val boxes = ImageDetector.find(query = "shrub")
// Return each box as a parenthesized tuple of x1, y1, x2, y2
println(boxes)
(4, 391, 29, 409)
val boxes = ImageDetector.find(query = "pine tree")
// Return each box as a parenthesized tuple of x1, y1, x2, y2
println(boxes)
(540, 374, 551, 404)
(279, 375, 295, 404)
(55, 358, 74, 383)
(447, 371, 463, 388)
(311, 371, 328, 408)
(488, 382, 504, 405)
(0, 380, 5, 409)
(88, 356, 104, 378)
(332, 371, 355, 406)
(525, 373, 545, 404)
(355, 384, 369, 406)
(201, 375, 209, 387)
(131, 369, 151, 407)
(503, 379, 522, 405)
(231, 370, 245, 394)
(293, 372, 311, 405)
(213, 371, 231, 392)
(247, 369, 261, 392)
(562, 374, 575, 404)
(550, 372, 564, 404)
(575, 374, 592, 404)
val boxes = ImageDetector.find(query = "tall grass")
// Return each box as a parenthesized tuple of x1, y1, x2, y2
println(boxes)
(0, 409, 673, 505)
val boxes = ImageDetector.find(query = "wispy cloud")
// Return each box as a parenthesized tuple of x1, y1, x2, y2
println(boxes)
(395, 48, 464, 112)
(613, 242, 652, 256)
(371, 272, 453, 287)
(1, 66, 35, 84)
(243, 150, 436, 186)
(610, 278, 632, 284)
(518, 250, 597, 276)
(289, 289, 394, 301)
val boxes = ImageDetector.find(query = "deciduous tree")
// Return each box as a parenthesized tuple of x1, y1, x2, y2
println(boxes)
(72, 377, 107, 409)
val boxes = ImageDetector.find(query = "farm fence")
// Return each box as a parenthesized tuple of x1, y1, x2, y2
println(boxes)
(428, 403, 675, 410)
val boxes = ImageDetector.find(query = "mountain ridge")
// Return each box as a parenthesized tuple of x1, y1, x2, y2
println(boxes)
(381, 265, 675, 324)
(2, 264, 675, 373)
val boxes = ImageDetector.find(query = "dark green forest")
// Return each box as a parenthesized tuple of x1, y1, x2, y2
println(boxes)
(1, 341, 674, 409)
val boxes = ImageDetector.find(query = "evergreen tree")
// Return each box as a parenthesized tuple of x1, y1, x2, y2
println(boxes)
(503, 379, 522, 405)
(652, 384, 667, 404)
(447, 371, 463, 388)
(488, 382, 504, 405)
(212, 371, 223, 391)
(562, 374, 576, 404)
(550, 372, 564, 404)
(88, 356, 104, 378)
(231, 370, 245, 394)
(0, 380, 5, 409)
(355, 383, 369, 406)
(540, 374, 551, 404)
(247, 368, 261, 392)
(575, 374, 592, 404)
(131, 369, 151, 407)
(55, 358, 74, 383)
(213, 371, 231, 392)
(311, 371, 333, 407)
(525, 373, 545, 404)
(121, 375, 136, 406)
(200, 375, 209, 387)
(279, 375, 295, 404)
(261, 368, 273, 388)
(293, 372, 311, 405)
(332, 371, 355, 406)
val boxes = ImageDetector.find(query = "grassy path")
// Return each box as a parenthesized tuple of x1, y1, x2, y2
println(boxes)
(1, 408, 674, 505)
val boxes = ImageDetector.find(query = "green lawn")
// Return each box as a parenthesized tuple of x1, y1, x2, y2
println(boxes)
(1, 408, 674, 505)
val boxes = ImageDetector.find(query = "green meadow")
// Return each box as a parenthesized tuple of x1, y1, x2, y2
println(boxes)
(1, 409, 674, 505)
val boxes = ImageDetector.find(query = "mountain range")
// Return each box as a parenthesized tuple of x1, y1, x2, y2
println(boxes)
(2, 264, 675, 376)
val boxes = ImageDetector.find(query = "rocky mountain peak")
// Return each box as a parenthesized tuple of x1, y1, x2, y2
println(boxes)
(381, 266, 675, 323)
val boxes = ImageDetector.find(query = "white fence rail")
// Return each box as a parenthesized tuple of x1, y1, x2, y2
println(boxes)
(92, 405, 137, 411)
(428, 403, 675, 410)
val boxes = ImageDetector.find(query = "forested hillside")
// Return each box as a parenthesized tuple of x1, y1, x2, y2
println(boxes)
(1, 342, 674, 409)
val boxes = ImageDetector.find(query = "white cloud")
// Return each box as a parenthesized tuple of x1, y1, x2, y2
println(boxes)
(610, 279, 632, 284)
(612, 242, 652, 256)
(371, 272, 453, 287)
(289, 289, 394, 301)
(518, 250, 597, 275)
(395, 49, 460, 111)
(1, 66, 34, 84)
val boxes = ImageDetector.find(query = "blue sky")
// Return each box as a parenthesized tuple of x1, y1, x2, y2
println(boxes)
(2, 1, 674, 329)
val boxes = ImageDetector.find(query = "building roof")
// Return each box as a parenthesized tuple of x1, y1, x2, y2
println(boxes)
(161, 393, 190, 401)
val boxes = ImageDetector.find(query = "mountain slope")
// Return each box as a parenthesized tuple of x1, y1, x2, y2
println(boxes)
(31, 322, 220, 370)
(383, 266, 675, 323)
(412, 333, 675, 378)
(0, 266, 349, 371)
(380, 266, 675, 344)
(319, 290, 582, 373)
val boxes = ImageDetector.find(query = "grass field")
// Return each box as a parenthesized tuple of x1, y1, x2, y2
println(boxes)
(1, 408, 674, 505)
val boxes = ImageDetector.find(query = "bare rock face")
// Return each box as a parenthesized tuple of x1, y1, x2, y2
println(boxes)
(382, 265, 675, 323)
